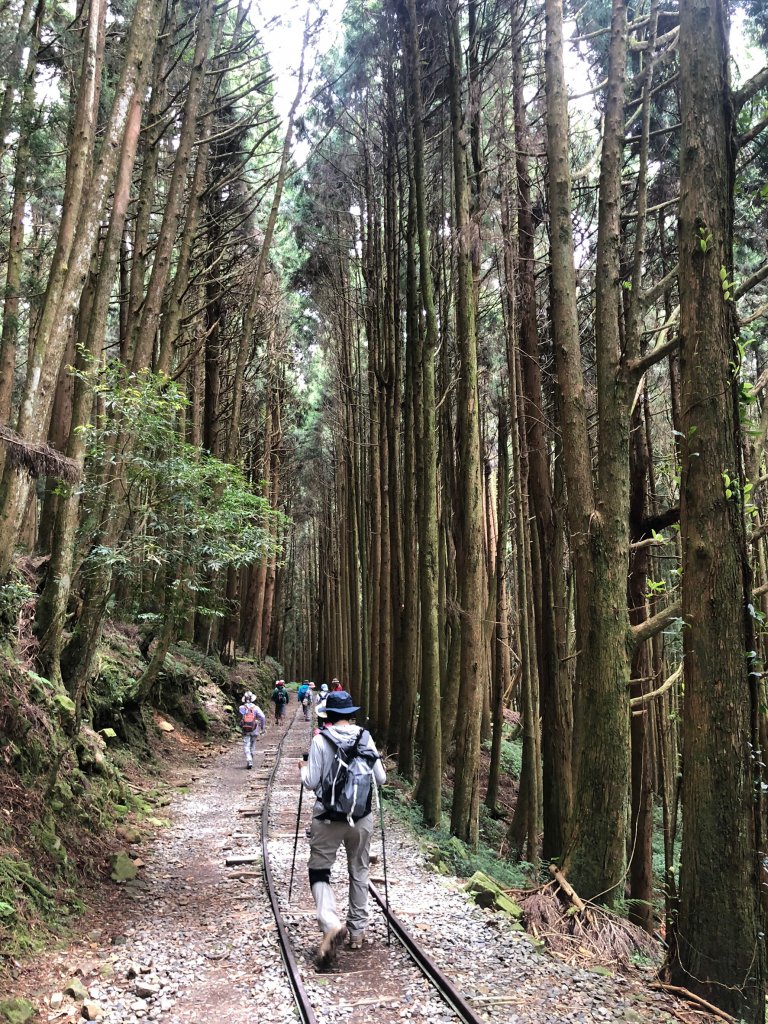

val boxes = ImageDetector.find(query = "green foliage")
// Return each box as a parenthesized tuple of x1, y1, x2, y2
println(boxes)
(0, 998, 36, 1024)
(697, 225, 713, 253)
(170, 642, 230, 688)
(0, 572, 32, 643)
(499, 737, 523, 779)
(76, 363, 286, 616)
(383, 774, 531, 889)
(719, 265, 734, 301)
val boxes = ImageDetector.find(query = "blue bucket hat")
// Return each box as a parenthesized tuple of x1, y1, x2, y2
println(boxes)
(324, 690, 361, 716)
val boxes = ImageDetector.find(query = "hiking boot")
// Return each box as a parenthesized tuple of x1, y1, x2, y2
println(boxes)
(246, 763, 253, 770)
(347, 931, 365, 950)
(316, 925, 347, 968)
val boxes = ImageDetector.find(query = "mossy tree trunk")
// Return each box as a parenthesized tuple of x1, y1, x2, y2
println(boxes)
(669, 0, 765, 1013)
(448, 2, 485, 845)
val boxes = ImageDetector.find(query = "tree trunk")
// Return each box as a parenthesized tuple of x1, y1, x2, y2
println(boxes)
(400, 0, 441, 826)
(0, 0, 161, 577)
(0, 0, 45, 437)
(550, 0, 633, 903)
(486, 404, 510, 812)
(511, 27, 572, 861)
(669, 0, 765, 1013)
(397, 131, 420, 779)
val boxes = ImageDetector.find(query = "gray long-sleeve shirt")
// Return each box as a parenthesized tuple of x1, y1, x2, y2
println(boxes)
(300, 723, 386, 817)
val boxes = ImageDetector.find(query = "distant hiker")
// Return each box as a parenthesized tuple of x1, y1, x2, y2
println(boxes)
(331, 677, 343, 692)
(317, 683, 328, 703)
(238, 692, 265, 770)
(313, 699, 328, 736)
(271, 679, 289, 723)
(297, 680, 311, 721)
(299, 690, 386, 967)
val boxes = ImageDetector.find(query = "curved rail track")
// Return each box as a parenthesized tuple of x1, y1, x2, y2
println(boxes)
(247, 707, 487, 1024)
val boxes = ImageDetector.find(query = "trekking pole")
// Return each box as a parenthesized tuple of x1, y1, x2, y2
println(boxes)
(288, 771, 305, 903)
(375, 779, 391, 947)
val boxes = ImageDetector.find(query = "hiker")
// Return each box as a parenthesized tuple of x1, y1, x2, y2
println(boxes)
(317, 683, 328, 704)
(271, 679, 289, 723)
(297, 680, 311, 721)
(330, 677, 343, 692)
(299, 690, 386, 967)
(238, 691, 265, 770)
(313, 699, 328, 736)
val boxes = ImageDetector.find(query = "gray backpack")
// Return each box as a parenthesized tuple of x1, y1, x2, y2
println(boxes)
(319, 729, 377, 823)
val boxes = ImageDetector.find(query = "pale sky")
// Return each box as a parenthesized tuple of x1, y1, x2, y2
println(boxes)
(250, 0, 764, 164)
(251, 0, 347, 125)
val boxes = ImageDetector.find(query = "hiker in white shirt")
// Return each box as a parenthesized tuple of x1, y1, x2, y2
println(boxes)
(237, 692, 265, 769)
(299, 690, 386, 967)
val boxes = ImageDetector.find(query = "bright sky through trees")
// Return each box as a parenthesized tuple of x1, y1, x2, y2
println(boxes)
(253, 0, 346, 125)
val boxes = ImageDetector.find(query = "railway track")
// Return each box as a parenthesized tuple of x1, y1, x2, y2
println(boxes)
(247, 707, 487, 1024)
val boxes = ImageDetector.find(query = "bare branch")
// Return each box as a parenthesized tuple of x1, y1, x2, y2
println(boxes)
(734, 260, 768, 300)
(628, 599, 682, 650)
(732, 65, 768, 113)
(627, 330, 679, 379)
(737, 113, 768, 149)
(629, 662, 682, 706)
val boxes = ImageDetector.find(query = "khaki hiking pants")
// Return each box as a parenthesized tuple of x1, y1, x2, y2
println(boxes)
(307, 814, 374, 940)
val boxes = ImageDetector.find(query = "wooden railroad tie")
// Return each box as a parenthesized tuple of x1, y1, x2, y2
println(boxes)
(225, 853, 261, 866)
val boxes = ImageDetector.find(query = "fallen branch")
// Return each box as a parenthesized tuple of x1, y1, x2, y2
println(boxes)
(549, 864, 586, 912)
(0, 424, 81, 483)
(650, 982, 738, 1024)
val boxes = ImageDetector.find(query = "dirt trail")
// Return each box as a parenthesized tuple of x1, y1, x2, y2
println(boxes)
(5, 717, 719, 1024)
(5, 727, 298, 1024)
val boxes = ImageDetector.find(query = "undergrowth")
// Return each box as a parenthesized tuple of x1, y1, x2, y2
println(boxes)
(382, 766, 534, 891)
(0, 620, 277, 958)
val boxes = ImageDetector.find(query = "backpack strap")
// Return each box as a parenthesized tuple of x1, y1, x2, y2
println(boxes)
(319, 731, 339, 753)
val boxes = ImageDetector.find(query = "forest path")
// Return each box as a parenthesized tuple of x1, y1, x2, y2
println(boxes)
(7, 721, 716, 1024)
(7, 726, 295, 1024)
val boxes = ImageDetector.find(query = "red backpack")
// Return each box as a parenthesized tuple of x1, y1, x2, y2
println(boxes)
(242, 706, 258, 733)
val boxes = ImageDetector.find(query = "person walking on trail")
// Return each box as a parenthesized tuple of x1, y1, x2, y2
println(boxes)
(299, 690, 386, 968)
(330, 677, 343, 692)
(313, 699, 328, 736)
(271, 679, 289, 723)
(238, 692, 265, 770)
(297, 680, 311, 721)
(317, 683, 328, 704)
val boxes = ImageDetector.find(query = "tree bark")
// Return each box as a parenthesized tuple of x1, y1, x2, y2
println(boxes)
(448, 3, 485, 845)
(669, 0, 765, 1013)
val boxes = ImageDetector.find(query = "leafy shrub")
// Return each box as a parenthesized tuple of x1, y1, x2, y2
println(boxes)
(383, 772, 531, 889)
(0, 573, 33, 643)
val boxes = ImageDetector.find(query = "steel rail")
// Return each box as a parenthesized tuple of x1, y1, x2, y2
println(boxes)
(368, 882, 486, 1024)
(260, 709, 318, 1024)
(261, 710, 486, 1024)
